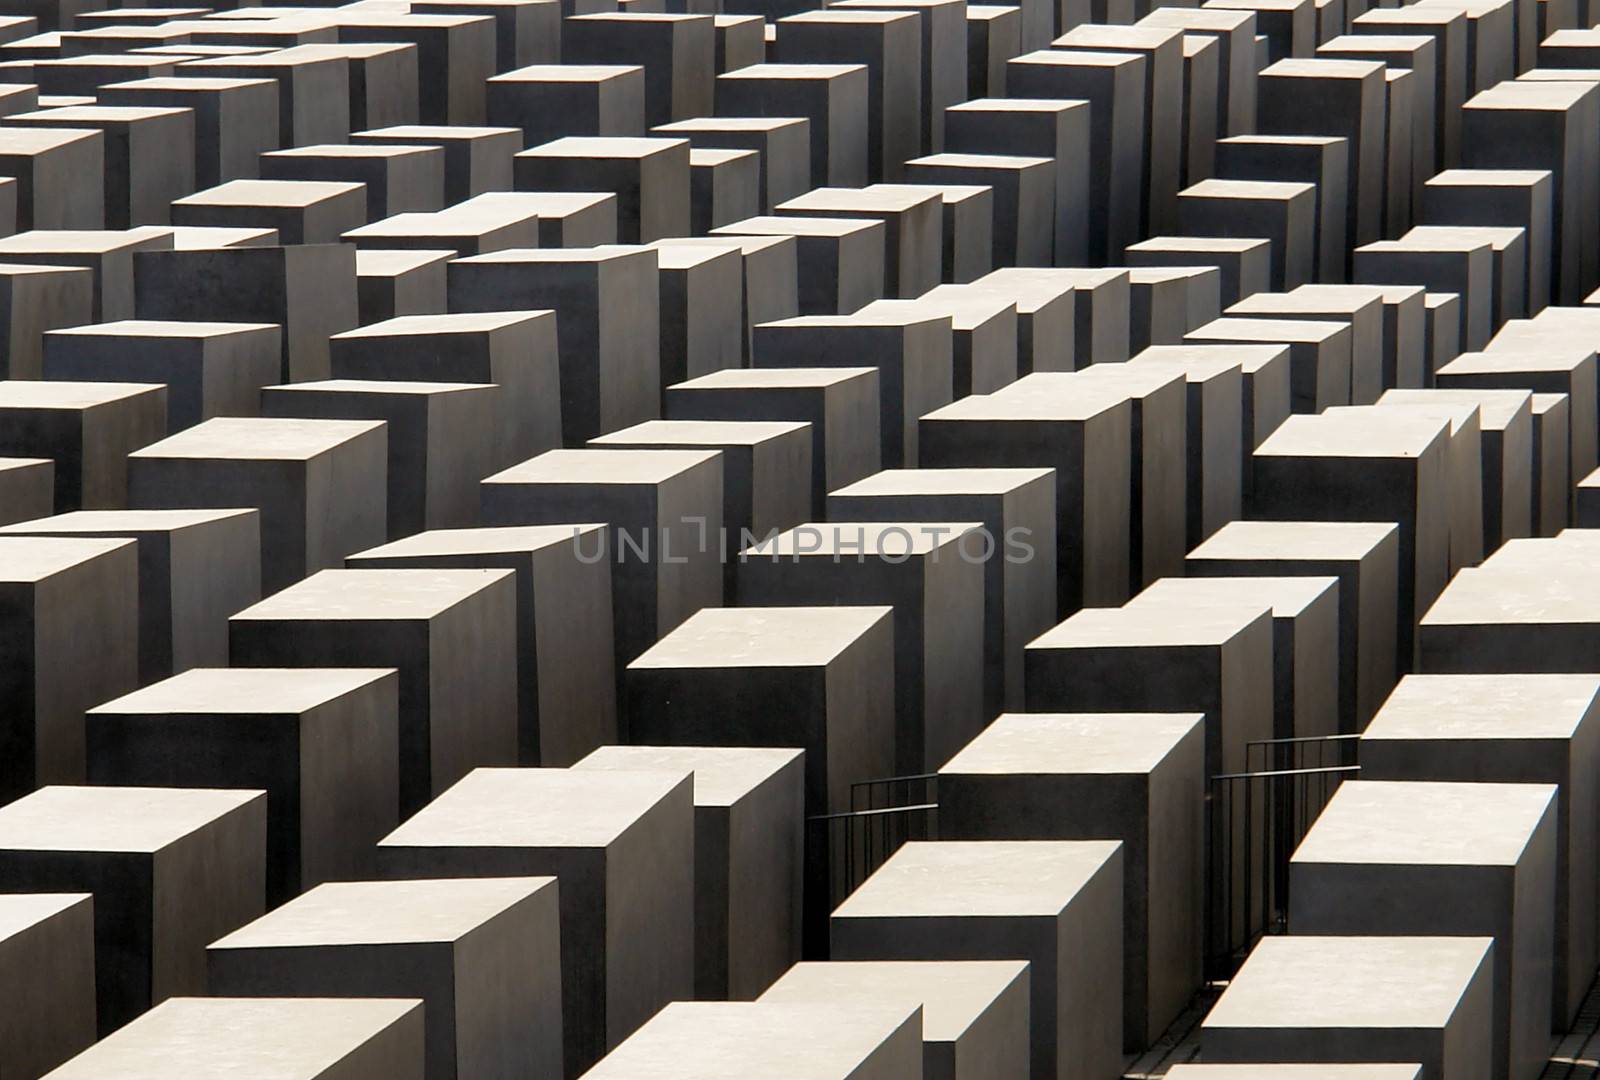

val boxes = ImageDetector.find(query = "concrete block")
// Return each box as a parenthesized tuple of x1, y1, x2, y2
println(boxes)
(261, 379, 497, 539)
(0, 786, 265, 1034)
(828, 466, 1055, 713)
(832, 840, 1125, 1080)
(1125, 234, 1271, 306)
(42, 319, 279, 432)
(580, 1000, 923, 1080)
(1201, 936, 1493, 1076)
(0, 536, 137, 803)
(945, 96, 1091, 267)
(261, 143, 446, 221)
(0, 380, 165, 511)
(39, 997, 422, 1080)
(86, 667, 397, 904)
(230, 567, 517, 814)
(760, 960, 1029, 1080)
(448, 247, 659, 443)
(665, 365, 880, 515)
(753, 309, 952, 468)
(486, 63, 645, 144)
(208, 877, 560, 1080)
(355, 248, 451, 323)
(480, 448, 721, 669)
(98, 76, 278, 190)
(740, 522, 984, 772)
(134, 243, 357, 383)
(0, 894, 94, 1080)
(0, 507, 259, 683)
(350, 123, 521, 203)
(376, 766, 694, 1075)
(715, 62, 871, 187)
(1290, 780, 1556, 1080)
(127, 416, 385, 593)
(939, 713, 1204, 1052)
(577, 745, 804, 1001)
(920, 387, 1131, 612)
(565, 13, 714, 127)
(654, 115, 811, 211)
(4, 105, 192, 228)
(711, 214, 884, 315)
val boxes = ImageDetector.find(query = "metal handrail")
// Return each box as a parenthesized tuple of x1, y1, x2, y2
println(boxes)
(807, 802, 939, 822)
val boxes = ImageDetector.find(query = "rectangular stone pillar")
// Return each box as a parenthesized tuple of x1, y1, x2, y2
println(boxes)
(0, 536, 137, 803)
(1361, 673, 1600, 1029)
(945, 96, 1092, 267)
(1289, 779, 1556, 1080)
(448, 246, 659, 444)
(1257, 57, 1387, 253)
(208, 877, 561, 1080)
(740, 522, 986, 773)
(351, 123, 520, 203)
(716, 63, 871, 187)
(577, 745, 804, 1002)
(832, 840, 1125, 1080)
(1355, 231, 1495, 350)
(1229, 285, 1385, 403)
(565, 13, 715, 127)
(87, 667, 398, 905)
(329, 309, 561, 467)
(774, 10, 921, 181)
(712, 214, 885, 315)
(1320, 35, 1439, 221)
(753, 309, 953, 468)
(128, 416, 385, 593)
(1125, 234, 1271, 305)
(665, 366, 882, 515)
(775, 185, 942, 297)
(1249, 407, 1450, 668)
(513, 136, 689, 242)
(134, 243, 357, 382)
(1425, 169, 1553, 317)
(0, 507, 260, 683)
(1187, 315, 1352, 413)
(348, 524, 616, 767)
(480, 447, 722, 673)
(939, 712, 1204, 1053)
(654, 115, 812, 212)
(377, 767, 692, 1076)
(1189, 519, 1400, 730)
(1215, 134, 1348, 285)
(47, 999, 420, 1079)
(1201, 936, 1492, 1073)
(904, 150, 1053, 269)
(828, 465, 1056, 713)
(580, 1001, 922, 1080)
(759, 960, 1029, 1080)
(262, 143, 447, 221)
(921, 387, 1132, 612)
(229, 567, 517, 815)
(0, 785, 266, 1034)
(626, 605, 895, 814)
(0, 456, 51, 525)
(1205, 0, 1315, 63)
(1531, 391, 1571, 535)
(1461, 80, 1597, 304)
(0, 894, 94, 1080)
(355, 248, 450, 323)
(1141, 7, 1258, 136)
(1007, 47, 1146, 263)
(1133, 345, 1245, 545)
